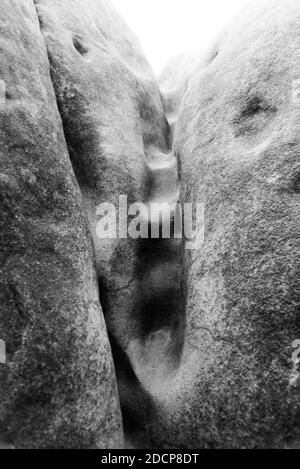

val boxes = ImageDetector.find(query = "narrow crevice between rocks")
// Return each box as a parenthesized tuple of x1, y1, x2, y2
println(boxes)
(31, 0, 184, 448)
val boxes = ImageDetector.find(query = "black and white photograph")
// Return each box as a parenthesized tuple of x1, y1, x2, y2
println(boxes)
(0, 0, 299, 454)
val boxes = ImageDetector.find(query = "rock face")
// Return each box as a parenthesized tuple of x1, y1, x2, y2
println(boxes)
(0, 0, 123, 448)
(0, 0, 299, 450)
(33, 0, 181, 446)
(159, 53, 201, 145)
(148, 0, 300, 449)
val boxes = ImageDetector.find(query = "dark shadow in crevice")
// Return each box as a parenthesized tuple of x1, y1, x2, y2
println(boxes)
(107, 333, 153, 449)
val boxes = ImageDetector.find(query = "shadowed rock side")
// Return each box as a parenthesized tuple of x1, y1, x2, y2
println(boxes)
(148, 0, 300, 448)
(0, 0, 123, 448)
(159, 53, 201, 146)
(33, 0, 182, 446)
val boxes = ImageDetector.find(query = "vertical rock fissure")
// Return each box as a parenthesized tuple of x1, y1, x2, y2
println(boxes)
(30, 0, 185, 449)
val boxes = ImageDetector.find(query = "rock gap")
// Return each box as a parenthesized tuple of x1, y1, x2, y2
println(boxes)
(31, 0, 184, 448)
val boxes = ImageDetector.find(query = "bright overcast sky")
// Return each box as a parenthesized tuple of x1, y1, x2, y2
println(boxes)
(111, 0, 250, 74)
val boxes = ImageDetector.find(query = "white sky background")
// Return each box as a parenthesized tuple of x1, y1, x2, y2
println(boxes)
(111, 0, 250, 74)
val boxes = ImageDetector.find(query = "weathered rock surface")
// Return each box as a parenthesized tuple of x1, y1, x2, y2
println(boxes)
(0, 0, 123, 448)
(33, 0, 181, 446)
(1, 0, 299, 450)
(159, 53, 201, 145)
(148, 0, 300, 448)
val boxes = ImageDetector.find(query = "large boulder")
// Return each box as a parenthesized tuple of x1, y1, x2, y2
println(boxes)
(33, 0, 180, 446)
(0, 0, 123, 448)
(1, 0, 298, 450)
(149, 0, 300, 448)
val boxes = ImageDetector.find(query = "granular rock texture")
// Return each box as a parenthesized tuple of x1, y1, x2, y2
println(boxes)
(0, 0, 299, 450)
(0, 0, 122, 449)
(32, 0, 181, 446)
(148, 0, 300, 449)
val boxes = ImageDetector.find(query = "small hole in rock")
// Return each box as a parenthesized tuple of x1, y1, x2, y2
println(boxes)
(233, 95, 277, 137)
(73, 36, 89, 56)
(209, 50, 219, 64)
(240, 96, 269, 119)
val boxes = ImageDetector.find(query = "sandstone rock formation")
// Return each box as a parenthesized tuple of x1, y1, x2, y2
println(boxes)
(148, 0, 300, 449)
(0, 0, 299, 450)
(31, 0, 181, 447)
(0, 0, 122, 448)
